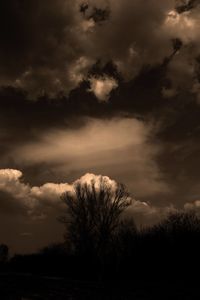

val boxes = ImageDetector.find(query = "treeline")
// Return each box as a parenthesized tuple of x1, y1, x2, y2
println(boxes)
(1, 211, 200, 282)
(1, 179, 200, 282)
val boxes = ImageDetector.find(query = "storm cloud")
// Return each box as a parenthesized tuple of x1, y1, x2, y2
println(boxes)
(1, 0, 200, 101)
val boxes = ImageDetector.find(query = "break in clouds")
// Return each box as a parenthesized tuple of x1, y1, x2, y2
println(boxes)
(1, 0, 200, 101)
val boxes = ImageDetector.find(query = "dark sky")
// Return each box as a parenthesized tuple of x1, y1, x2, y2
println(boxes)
(1, 0, 200, 253)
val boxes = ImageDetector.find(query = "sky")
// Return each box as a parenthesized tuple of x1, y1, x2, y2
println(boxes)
(1, 0, 200, 253)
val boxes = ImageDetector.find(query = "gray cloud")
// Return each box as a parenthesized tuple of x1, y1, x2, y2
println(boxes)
(2, 0, 198, 101)
(0, 0, 95, 98)
(162, 7, 200, 101)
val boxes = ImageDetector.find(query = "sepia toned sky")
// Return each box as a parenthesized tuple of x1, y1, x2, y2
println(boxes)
(1, 0, 200, 253)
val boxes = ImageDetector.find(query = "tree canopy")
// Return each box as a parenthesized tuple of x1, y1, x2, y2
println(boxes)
(60, 177, 132, 255)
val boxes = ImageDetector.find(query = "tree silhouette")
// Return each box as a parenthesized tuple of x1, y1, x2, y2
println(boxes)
(60, 177, 132, 256)
(0, 244, 9, 264)
(153, 211, 200, 236)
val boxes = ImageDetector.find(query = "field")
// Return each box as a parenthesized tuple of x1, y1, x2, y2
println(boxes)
(0, 273, 199, 299)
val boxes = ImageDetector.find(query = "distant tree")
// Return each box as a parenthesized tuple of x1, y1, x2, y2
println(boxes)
(40, 243, 68, 257)
(60, 177, 132, 257)
(0, 244, 9, 264)
(116, 218, 137, 251)
(113, 218, 137, 272)
(153, 211, 200, 236)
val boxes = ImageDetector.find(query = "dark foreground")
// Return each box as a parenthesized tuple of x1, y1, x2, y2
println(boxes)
(1, 211, 200, 299)
(0, 274, 200, 300)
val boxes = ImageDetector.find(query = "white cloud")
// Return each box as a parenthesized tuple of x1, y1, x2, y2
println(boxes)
(0, 169, 124, 219)
(0, 169, 22, 182)
(0, 170, 124, 219)
(75, 173, 117, 190)
(0, 169, 70, 218)
(88, 76, 118, 101)
(0, 169, 175, 226)
(0, 169, 30, 203)
(30, 183, 73, 207)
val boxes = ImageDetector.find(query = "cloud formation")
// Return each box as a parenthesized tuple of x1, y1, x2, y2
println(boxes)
(0, 169, 174, 224)
(0, 169, 120, 217)
(88, 76, 118, 101)
(162, 7, 200, 101)
(2, 0, 200, 101)
(0, 169, 61, 218)
(7, 117, 169, 198)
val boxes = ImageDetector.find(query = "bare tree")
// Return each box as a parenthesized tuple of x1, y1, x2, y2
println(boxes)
(60, 177, 132, 256)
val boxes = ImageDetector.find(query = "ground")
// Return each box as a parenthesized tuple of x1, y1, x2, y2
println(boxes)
(0, 273, 199, 299)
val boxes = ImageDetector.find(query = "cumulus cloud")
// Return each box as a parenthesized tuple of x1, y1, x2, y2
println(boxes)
(0, 170, 121, 217)
(74, 173, 117, 190)
(0, 169, 175, 226)
(0, 169, 66, 218)
(88, 76, 118, 101)
(0, 169, 30, 211)
(0, 169, 122, 219)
